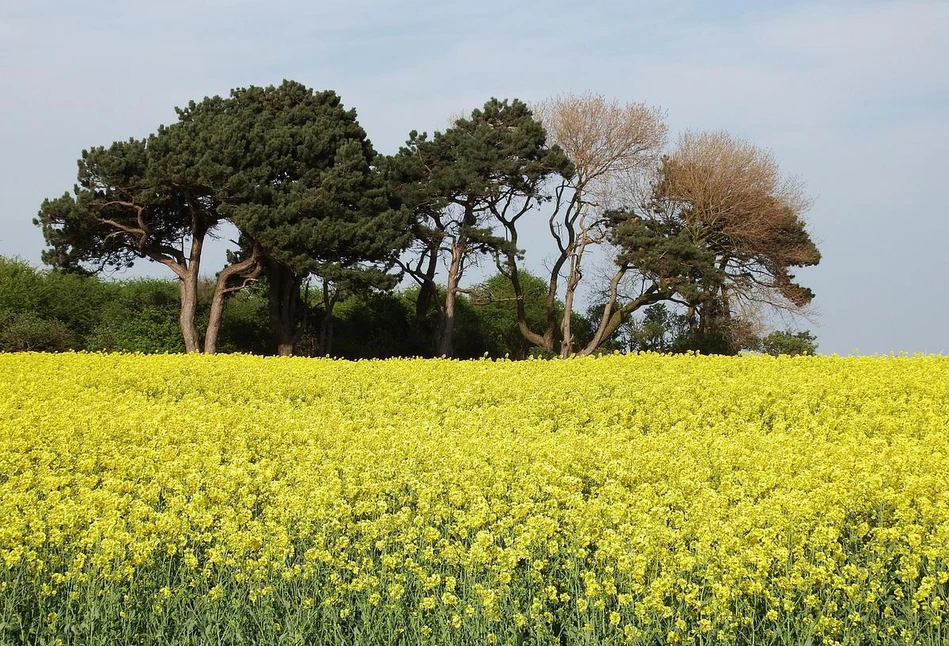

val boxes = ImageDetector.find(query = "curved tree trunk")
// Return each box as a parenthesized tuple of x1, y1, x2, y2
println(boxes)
(506, 260, 553, 352)
(204, 289, 226, 355)
(204, 247, 262, 354)
(178, 273, 201, 353)
(559, 215, 592, 357)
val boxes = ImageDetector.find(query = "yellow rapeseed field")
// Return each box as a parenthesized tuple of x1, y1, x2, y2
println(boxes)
(1, 352, 948, 645)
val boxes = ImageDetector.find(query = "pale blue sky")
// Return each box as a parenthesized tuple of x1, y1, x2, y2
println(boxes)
(1, 0, 947, 354)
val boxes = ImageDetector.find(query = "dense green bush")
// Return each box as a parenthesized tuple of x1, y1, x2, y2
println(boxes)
(327, 292, 424, 359)
(0, 257, 816, 357)
(0, 257, 109, 346)
(87, 279, 185, 353)
(762, 329, 819, 356)
(0, 313, 76, 352)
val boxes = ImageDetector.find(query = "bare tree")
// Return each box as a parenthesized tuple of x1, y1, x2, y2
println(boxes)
(494, 92, 667, 356)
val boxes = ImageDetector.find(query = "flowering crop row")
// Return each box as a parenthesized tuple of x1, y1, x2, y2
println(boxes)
(1, 353, 948, 645)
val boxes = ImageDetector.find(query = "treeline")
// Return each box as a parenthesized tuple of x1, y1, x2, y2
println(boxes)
(31, 81, 821, 358)
(0, 257, 816, 357)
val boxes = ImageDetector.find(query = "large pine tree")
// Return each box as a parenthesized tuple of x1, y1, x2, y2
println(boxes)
(170, 81, 410, 355)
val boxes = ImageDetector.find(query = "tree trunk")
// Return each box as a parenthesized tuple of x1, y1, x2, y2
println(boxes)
(415, 246, 440, 323)
(496, 218, 552, 353)
(578, 272, 663, 356)
(319, 315, 335, 356)
(318, 279, 339, 356)
(178, 272, 201, 353)
(204, 286, 226, 356)
(268, 263, 302, 357)
(141, 207, 208, 354)
(178, 224, 206, 353)
(505, 259, 552, 352)
(560, 282, 576, 358)
(204, 249, 262, 355)
(438, 242, 464, 357)
(559, 222, 591, 358)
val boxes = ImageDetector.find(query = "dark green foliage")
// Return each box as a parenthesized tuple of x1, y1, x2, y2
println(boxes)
(471, 272, 548, 359)
(0, 258, 275, 355)
(0, 257, 110, 341)
(680, 317, 762, 356)
(34, 139, 192, 274)
(0, 258, 183, 353)
(213, 289, 273, 355)
(613, 302, 765, 356)
(176, 81, 408, 273)
(33, 109, 248, 353)
(0, 257, 108, 351)
(0, 313, 75, 352)
(0, 257, 45, 311)
(762, 329, 818, 356)
(0, 256, 818, 358)
(606, 208, 721, 305)
(290, 279, 566, 360)
(35, 80, 403, 354)
(86, 279, 272, 355)
(325, 292, 425, 359)
(391, 99, 571, 256)
(448, 297, 491, 359)
(363, 285, 489, 359)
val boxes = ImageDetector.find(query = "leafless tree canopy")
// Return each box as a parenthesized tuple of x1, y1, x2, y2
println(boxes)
(534, 93, 667, 208)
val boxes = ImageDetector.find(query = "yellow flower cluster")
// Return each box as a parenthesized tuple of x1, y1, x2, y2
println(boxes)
(1, 352, 948, 645)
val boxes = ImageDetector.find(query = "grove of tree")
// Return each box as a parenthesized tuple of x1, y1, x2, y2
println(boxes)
(30, 81, 822, 358)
